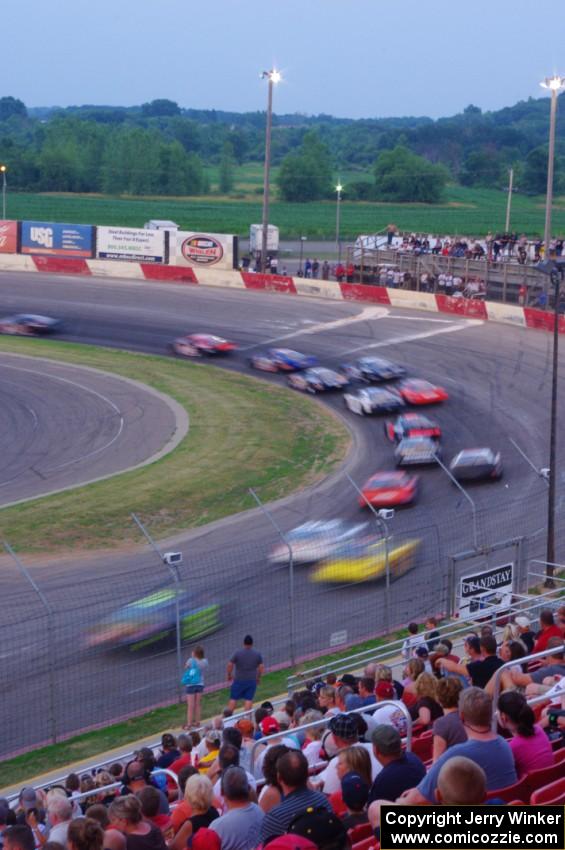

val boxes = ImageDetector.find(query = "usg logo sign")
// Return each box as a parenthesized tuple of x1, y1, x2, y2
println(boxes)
(30, 226, 54, 248)
(181, 234, 223, 265)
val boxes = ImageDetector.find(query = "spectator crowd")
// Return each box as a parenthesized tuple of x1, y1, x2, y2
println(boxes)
(2, 607, 564, 850)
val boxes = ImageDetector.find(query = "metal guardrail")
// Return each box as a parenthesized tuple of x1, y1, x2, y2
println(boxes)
(491, 643, 565, 731)
(249, 701, 413, 773)
(287, 591, 559, 694)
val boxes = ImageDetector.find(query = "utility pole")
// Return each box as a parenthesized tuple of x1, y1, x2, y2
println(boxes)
(505, 168, 514, 233)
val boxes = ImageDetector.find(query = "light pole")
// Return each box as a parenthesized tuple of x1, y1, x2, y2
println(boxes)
(299, 235, 306, 275)
(260, 68, 281, 274)
(540, 76, 565, 257)
(335, 182, 343, 263)
(0, 165, 7, 219)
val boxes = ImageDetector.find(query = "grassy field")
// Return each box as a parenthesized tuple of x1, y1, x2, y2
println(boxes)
(0, 339, 349, 554)
(9, 175, 565, 240)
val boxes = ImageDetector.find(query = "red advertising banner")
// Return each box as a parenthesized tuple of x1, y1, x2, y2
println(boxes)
(0, 220, 18, 254)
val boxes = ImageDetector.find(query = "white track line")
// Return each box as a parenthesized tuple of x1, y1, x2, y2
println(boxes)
(238, 306, 390, 350)
(0, 363, 124, 474)
(341, 319, 483, 355)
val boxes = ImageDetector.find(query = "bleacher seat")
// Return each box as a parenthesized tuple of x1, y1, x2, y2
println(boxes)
(486, 773, 531, 804)
(352, 837, 379, 850)
(526, 753, 564, 793)
(530, 777, 565, 805)
(411, 729, 433, 762)
(348, 823, 373, 844)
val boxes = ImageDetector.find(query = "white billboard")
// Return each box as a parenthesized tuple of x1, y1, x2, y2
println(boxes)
(96, 226, 166, 263)
(172, 231, 236, 271)
(457, 563, 514, 619)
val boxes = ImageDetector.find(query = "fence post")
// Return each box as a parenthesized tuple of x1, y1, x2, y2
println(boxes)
(345, 474, 391, 634)
(248, 489, 296, 667)
(3, 541, 58, 743)
(131, 513, 184, 702)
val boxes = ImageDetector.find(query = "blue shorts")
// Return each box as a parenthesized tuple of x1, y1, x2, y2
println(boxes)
(230, 679, 257, 702)
(185, 685, 204, 695)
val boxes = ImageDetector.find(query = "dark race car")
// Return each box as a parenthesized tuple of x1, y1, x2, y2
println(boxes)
(385, 413, 442, 443)
(343, 386, 405, 416)
(449, 448, 503, 482)
(85, 588, 222, 651)
(288, 367, 349, 393)
(0, 313, 62, 335)
(395, 437, 441, 467)
(170, 334, 236, 357)
(341, 356, 406, 383)
(249, 348, 318, 372)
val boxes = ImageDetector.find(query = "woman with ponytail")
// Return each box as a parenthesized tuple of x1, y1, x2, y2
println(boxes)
(498, 691, 554, 778)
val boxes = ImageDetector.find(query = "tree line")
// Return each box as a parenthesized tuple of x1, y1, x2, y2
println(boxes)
(0, 94, 563, 203)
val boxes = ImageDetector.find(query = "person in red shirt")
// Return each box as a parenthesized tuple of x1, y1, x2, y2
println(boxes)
(167, 734, 193, 799)
(533, 610, 563, 654)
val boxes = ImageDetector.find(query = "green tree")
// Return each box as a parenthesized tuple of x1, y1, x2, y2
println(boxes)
(373, 145, 448, 203)
(521, 145, 559, 195)
(277, 130, 333, 201)
(141, 99, 181, 117)
(218, 141, 235, 193)
(460, 150, 504, 188)
(0, 96, 27, 121)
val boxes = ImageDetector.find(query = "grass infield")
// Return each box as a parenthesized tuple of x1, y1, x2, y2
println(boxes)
(0, 338, 349, 553)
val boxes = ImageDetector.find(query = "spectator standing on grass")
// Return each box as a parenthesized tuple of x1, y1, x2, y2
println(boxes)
(312, 259, 320, 279)
(183, 645, 208, 730)
(322, 261, 330, 280)
(227, 635, 264, 713)
(497, 691, 554, 778)
(401, 623, 426, 660)
(304, 259, 312, 279)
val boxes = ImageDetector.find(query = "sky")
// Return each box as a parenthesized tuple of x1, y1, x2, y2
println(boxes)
(3, 0, 565, 120)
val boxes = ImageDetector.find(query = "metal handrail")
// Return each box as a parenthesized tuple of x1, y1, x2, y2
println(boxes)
(491, 643, 565, 730)
(7, 768, 179, 808)
(287, 593, 555, 693)
(249, 701, 413, 773)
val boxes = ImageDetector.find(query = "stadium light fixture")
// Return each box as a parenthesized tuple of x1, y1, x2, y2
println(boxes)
(259, 69, 281, 274)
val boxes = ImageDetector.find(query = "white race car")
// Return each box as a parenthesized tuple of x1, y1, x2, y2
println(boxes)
(268, 520, 369, 565)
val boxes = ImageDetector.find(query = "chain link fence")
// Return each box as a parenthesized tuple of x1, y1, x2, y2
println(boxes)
(0, 486, 560, 761)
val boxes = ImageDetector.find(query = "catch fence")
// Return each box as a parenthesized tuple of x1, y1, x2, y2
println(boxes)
(0, 483, 562, 761)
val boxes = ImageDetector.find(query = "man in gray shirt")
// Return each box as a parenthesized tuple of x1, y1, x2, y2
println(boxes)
(210, 767, 263, 850)
(227, 635, 264, 711)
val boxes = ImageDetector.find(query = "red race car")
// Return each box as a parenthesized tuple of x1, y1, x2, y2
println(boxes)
(385, 413, 442, 443)
(359, 471, 418, 507)
(170, 334, 237, 357)
(397, 379, 448, 405)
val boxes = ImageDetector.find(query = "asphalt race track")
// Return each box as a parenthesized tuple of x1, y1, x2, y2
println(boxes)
(0, 271, 560, 756)
(0, 355, 185, 506)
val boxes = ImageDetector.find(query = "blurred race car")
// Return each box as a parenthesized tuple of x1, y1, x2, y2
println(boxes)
(85, 589, 222, 651)
(0, 313, 62, 335)
(249, 348, 318, 372)
(310, 536, 420, 584)
(343, 387, 405, 416)
(171, 334, 236, 357)
(449, 448, 503, 482)
(268, 520, 369, 565)
(385, 413, 442, 443)
(397, 379, 448, 405)
(288, 367, 349, 393)
(359, 471, 418, 507)
(341, 356, 406, 383)
(395, 437, 440, 466)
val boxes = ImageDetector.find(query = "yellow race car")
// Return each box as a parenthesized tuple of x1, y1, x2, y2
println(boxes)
(310, 536, 420, 584)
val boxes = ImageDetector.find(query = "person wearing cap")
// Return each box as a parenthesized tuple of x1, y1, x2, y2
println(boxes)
(314, 714, 381, 796)
(259, 751, 331, 844)
(209, 766, 263, 850)
(288, 807, 348, 850)
(514, 616, 535, 653)
(363, 682, 407, 737)
(339, 772, 369, 830)
(226, 636, 264, 713)
(367, 725, 425, 805)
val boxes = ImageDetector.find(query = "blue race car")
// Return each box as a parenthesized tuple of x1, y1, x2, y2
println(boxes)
(249, 348, 318, 372)
(341, 356, 406, 383)
(85, 589, 222, 651)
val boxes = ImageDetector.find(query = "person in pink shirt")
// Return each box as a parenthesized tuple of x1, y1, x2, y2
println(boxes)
(498, 692, 554, 779)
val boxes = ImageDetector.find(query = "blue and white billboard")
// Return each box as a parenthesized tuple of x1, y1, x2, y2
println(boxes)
(21, 221, 94, 257)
